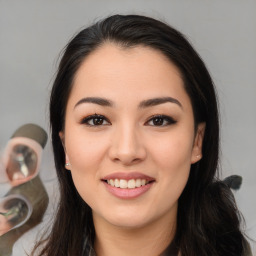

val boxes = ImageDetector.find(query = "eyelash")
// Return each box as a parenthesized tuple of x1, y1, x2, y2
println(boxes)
(81, 114, 110, 126)
(80, 114, 176, 127)
(146, 114, 177, 126)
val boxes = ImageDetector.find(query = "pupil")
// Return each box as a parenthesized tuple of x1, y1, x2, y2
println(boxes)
(94, 118, 103, 125)
(153, 117, 163, 126)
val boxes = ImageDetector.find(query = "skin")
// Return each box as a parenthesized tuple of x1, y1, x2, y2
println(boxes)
(0, 216, 11, 236)
(60, 44, 205, 256)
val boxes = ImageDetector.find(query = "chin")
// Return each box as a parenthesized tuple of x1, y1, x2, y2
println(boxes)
(108, 215, 151, 229)
(96, 206, 158, 230)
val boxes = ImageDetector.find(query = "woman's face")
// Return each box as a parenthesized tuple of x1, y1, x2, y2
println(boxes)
(61, 44, 204, 229)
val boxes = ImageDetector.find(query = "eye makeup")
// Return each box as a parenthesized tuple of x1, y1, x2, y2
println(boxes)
(145, 114, 177, 127)
(79, 113, 177, 128)
(80, 114, 111, 126)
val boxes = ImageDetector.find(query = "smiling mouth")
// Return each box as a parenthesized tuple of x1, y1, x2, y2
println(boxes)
(102, 178, 154, 189)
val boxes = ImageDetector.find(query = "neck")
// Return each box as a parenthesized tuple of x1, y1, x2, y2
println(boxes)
(93, 211, 176, 256)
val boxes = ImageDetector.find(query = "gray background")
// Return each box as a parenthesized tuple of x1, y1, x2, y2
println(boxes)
(0, 0, 255, 254)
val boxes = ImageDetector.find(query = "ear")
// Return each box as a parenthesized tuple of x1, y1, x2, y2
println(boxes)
(191, 122, 205, 164)
(59, 131, 71, 170)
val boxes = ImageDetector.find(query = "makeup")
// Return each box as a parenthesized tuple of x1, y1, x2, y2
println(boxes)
(102, 172, 155, 199)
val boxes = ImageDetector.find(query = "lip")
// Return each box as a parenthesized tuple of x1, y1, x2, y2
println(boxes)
(101, 172, 155, 199)
(102, 172, 155, 181)
(103, 182, 154, 199)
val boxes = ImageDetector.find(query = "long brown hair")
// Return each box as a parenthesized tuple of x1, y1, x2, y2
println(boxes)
(33, 15, 249, 255)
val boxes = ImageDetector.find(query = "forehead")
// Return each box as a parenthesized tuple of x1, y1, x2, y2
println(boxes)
(74, 43, 182, 83)
(69, 43, 189, 107)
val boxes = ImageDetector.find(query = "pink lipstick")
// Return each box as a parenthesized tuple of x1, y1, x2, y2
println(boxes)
(102, 172, 155, 199)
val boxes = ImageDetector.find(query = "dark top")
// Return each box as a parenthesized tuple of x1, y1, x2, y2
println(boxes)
(85, 237, 253, 256)
(85, 238, 179, 256)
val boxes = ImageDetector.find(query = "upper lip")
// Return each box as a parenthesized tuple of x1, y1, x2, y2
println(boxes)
(102, 172, 155, 181)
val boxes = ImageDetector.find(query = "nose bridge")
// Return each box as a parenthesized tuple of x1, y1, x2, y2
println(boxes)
(110, 120, 145, 164)
(119, 122, 138, 150)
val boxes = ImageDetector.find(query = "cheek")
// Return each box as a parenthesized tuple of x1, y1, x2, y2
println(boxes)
(148, 128, 194, 194)
(65, 135, 108, 206)
(153, 140, 192, 188)
(65, 133, 108, 177)
(149, 130, 194, 169)
(149, 135, 192, 209)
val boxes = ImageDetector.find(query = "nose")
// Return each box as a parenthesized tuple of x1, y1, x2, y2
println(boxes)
(108, 124, 146, 165)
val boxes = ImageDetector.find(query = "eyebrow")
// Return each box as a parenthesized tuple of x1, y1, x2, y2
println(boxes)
(74, 96, 182, 109)
(74, 97, 114, 109)
(139, 97, 183, 109)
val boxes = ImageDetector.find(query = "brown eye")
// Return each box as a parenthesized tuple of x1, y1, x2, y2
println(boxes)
(152, 117, 164, 126)
(81, 114, 110, 126)
(92, 117, 104, 125)
(146, 115, 176, 127)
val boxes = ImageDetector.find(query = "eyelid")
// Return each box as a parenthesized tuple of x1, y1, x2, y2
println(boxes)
(80, 114, 176, 127)
(145, 114, 177, 126)
(80, 114, 111, 126)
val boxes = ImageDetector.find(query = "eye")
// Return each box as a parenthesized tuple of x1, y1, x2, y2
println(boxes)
(146, 115, 176, 126)
(81, 114, 110, 126)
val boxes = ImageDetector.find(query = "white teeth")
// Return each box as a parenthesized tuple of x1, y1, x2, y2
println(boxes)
(127, 179, 135, 189)
(114, 179, 120, 188)
(135, 179, 141, 187)
(107, 178, 149, 188)
(119, 179, 127, 188)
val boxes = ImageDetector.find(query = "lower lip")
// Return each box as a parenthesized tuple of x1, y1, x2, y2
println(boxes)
(103, 181, 154, 199)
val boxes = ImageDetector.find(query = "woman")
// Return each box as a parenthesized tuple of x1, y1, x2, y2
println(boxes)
(32, 15, 251, 255)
